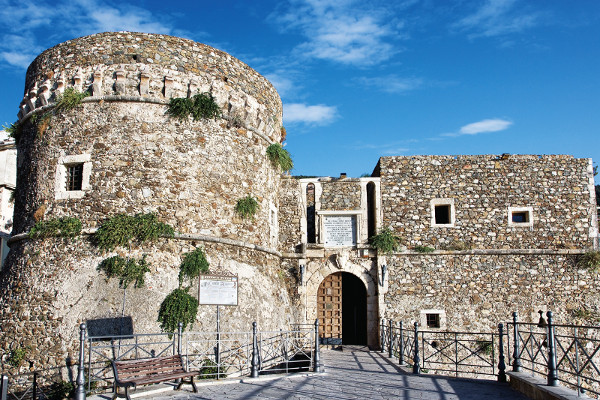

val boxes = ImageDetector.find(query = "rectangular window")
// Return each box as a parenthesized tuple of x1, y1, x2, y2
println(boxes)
(434, 205, 451, 224)
(508, 207, 534, 227)
(66, 164, 84, 191)
(426, 313, 440, 328)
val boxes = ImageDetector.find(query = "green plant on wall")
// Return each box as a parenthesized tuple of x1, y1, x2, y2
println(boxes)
(29, 217, 82, 239)
(576, 251, 600, 272)
(476, 340, 493, 356)
(266, 143, 293, 173)
(98, 255, 150, 289)
(369, 227, 401, 254)
(414, 245, 435, 253)
(54, 88, 90, 114)
(157, 288, 199, 334)
(166, 93, 221, 121)
(94, 213, 174, 251)
(2, 122, 21, 143)
(235, 195, 259, 220)
(179, 247, 209, 285)
(6, 346, 27, 368)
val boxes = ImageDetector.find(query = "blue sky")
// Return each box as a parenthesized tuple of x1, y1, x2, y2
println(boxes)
(0, 0, 598, 177)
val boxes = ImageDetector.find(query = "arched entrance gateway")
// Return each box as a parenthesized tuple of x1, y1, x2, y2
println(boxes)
(317, 272, 367, 345)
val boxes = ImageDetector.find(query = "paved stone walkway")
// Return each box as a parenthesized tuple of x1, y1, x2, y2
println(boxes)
(93, 346, 530, 400)
(99, 345, 530, 400)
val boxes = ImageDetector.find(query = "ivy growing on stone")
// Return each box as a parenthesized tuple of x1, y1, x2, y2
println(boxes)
(235, 195, 259, 220)
(29, 216, 82, 239)
(266, 143, 293, 173)
(94, 213, 174, 251)
(178, 247, 210, 285)
(98, 255, 150, 289)
(368, 227, 401, 254)
(166, 93, 221, 121)
(157, 288, 199, 334)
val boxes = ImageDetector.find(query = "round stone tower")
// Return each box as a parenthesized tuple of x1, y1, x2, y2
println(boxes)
(0, 32, 293, 371)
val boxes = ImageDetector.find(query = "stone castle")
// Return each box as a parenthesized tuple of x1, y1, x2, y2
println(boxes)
(0, 32, 598, 371)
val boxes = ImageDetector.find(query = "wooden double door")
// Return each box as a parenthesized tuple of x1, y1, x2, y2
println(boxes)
(317, 272, 367, 345)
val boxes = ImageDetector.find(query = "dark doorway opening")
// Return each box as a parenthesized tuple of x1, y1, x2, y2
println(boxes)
(341, 273, 367, 345)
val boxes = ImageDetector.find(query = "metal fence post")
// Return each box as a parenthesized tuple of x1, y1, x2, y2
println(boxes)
(32, 373, 37, 400)
(399, 321, 405, 366)
(512, 312, 522, 372)
(381, 318, 385, 353)
(388, 319, 394, 358)
(251, 322, 259, 378)
(177, 322, 183, 355)
(547, 311, 558, 386)
(1, 374, 7, 400)
(498, 323, 507, 382)
(314, 319, 323, 372)
(413, 322, 420, 374)
(75, 323, 87, 400)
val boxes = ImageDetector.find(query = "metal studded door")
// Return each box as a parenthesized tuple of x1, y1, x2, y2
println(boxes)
(317, 272, 342, 344)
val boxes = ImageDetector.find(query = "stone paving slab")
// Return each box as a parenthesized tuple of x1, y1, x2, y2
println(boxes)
(91, 346, 530, 400)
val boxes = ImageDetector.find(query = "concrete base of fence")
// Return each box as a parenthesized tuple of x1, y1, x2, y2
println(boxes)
(507, 372, 590, 400)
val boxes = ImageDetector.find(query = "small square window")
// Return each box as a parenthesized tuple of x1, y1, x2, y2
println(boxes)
(435, 205, 451, 224)
(431, 199, 455, 227)
(66, 164, 84, 191)
(426, 313, 440, 328)
(508, 207, 534, 227)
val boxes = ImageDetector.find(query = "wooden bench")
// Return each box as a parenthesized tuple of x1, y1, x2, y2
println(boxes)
(111, 354, 198, 400)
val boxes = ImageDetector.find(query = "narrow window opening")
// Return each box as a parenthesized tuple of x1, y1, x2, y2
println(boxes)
(434, 205, 451, 225)
(66, 164, 84, 191)
(367, 182, 376, 238)
(426, 313, 440, 328)
(306, 183, 316, 243)
(512, 211, 529, 223)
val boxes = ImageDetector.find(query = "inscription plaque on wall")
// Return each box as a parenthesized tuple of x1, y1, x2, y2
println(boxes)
(199, 275, 238, 306)
(323, 215, 356, 246)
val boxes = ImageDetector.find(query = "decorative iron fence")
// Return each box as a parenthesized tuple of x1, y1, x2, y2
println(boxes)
(380, 319, 506, 380)
(507, 311, 600, 398)
(1, 320, 322, 400)
(0, 367, 75, 400)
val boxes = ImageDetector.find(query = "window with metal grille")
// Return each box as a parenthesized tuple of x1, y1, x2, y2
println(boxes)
(426, 313, 440, 328)
(66, 164, 84, 191)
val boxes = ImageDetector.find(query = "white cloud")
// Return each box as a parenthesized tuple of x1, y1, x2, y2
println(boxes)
(284, 103, 337, 125)
(460, 118, 513, 135)
(271, 0, 402, 66)
(0, 0, 174, 70)
(452, 0, 541, 38)
(356, 75, 423, 93)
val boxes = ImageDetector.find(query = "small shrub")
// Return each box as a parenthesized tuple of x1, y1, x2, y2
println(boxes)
(36, 112, 52, 136)
(476, 340, 493, 356)
(54, 88, 89, 114)
(235, 195, 259, 220)
(369, 228, 401, 254)
(573, 307, 600, 323)
(48, 381, 75, 400)
(94, 213, 174, 251)
(3, 122, 21, 143)
(442, 240, 470, 251)
(179, 247, 209, 285)
(414, 245, 435, 253)
(7, 347, 27, 367)
(166, 93, 221, 121)
(266, 143, 293, 173)
(158, 288, 198, 334)
(29, 217, 82, 239)
(576, 251, 600, 272)
(280, 126, 287, 142)
(198, 358, 227, 379)
(98, 255, 150, 289)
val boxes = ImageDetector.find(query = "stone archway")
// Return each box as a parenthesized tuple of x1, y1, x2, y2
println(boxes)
(305, 258, 378, 348)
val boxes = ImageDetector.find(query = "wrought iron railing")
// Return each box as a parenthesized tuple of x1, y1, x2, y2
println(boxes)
(381, 319, 505, 380)
(507, 311, 600, 398)
(0, 366, 74, 400)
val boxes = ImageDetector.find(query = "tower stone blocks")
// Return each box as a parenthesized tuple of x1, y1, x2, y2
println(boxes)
(0, 32, 292, 370)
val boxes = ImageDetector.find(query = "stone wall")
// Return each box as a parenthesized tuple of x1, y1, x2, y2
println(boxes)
(320, 179, 362, 211)
(279, 177, 302, 253)
(379, 155, 598, 250)
(383, 252, 600, 331)
(0, 236, 293, 371)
